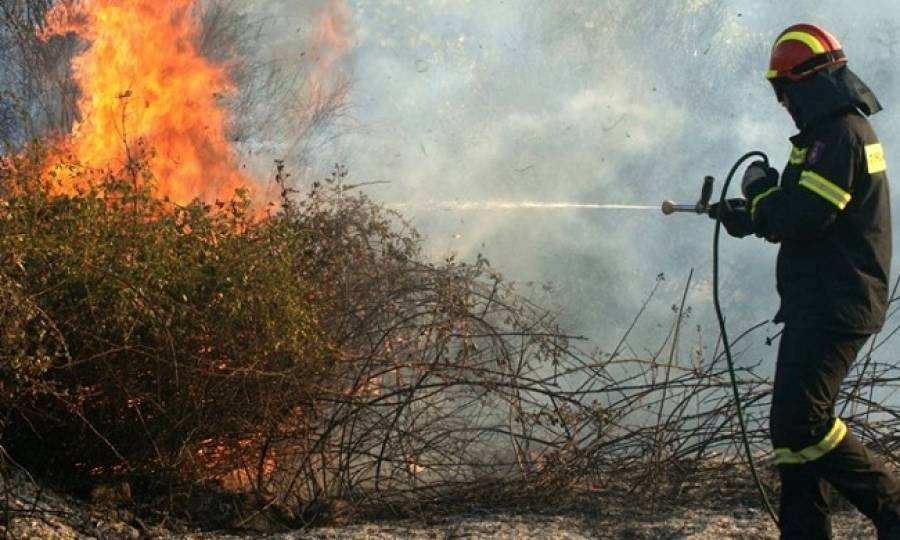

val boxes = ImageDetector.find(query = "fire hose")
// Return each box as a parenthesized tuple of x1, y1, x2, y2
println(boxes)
(662, 151, 780, 528)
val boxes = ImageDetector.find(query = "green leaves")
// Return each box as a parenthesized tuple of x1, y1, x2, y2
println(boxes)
(0, 152, 580, 528)
(0, 149, 328, 482)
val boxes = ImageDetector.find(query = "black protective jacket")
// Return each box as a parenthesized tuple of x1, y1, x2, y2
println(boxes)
(753, 109, 891, 332)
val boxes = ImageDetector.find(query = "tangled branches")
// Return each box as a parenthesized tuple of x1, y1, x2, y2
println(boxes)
(1, 153, 900, 532)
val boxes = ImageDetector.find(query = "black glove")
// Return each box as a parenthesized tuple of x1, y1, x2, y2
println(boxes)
(741, 161, 779, 202)
(708, 198, 754, 238)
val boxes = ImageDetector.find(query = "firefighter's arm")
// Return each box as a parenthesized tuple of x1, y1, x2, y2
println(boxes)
(751, 133, 854, 241)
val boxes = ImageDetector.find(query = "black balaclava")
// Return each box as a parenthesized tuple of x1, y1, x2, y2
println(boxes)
(771, 64, 882, 130)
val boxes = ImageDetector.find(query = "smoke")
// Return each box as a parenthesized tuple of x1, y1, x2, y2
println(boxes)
(31, 0, 900, 361)
(318, 0, 779, 346)
(0, 0, 892, 367)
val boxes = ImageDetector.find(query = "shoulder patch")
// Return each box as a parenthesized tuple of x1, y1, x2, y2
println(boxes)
(806, 141, 826, 165)
(866, 143, 887, 174)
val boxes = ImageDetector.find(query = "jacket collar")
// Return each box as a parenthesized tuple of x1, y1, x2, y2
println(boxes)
(777, 65, 881, 131)
(788, 109, 859, 146)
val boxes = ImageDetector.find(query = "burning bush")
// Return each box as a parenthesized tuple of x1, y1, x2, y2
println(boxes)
(0, 148, 327, 480)
(0, 150, 598, 528)
(0, 1, 597, 529)
(0, 0, 606, 531)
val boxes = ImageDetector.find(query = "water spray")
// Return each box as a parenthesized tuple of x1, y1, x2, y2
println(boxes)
(392, 175, 720, 216)
(388, 201, 659, 211)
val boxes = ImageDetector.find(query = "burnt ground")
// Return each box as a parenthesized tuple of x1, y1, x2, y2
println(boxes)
(1, 465, 878, 539)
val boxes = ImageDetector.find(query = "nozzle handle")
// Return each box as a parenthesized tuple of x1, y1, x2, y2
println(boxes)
(699, 175, 714, 210)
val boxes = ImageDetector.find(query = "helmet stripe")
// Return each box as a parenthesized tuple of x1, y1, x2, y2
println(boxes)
(775, 31, 827, 54)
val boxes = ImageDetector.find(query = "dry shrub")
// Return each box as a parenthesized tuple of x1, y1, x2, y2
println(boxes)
(0, 148, 328, 492)
(0, 150, 592, 529)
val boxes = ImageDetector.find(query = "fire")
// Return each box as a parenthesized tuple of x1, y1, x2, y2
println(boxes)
(42, 0, 260, 205)
(307, 0, 352, 104)
(406, 456, 426, 475)
(195, 436, 277, 491)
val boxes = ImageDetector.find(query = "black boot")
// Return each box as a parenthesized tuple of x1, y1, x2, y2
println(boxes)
(878, 523, 900, 540)
(813, 435, 900, 535)
(778, 464, 833, 539)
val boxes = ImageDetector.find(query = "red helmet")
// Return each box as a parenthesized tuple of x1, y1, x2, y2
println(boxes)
(767, 24, 847, 81)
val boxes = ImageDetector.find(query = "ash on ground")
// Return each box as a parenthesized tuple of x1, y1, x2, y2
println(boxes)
(2, 466, 878, 540)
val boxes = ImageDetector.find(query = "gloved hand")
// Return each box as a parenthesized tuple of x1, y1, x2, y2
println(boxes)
(708, 198, 754, 238)
(741, 161, 779, 201)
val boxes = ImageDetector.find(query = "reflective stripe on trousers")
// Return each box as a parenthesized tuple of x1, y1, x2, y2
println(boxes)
(774, 418, 847, 465)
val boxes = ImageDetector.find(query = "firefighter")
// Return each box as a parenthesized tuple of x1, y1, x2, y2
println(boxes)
(711, 23, 900, 539)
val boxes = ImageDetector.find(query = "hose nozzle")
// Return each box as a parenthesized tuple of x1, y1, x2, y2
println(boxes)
(661, 176, 714, 216)
(661, 200, 705, 215)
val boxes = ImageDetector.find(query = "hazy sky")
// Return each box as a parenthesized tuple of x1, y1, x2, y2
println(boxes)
(243, 0, 900, 364)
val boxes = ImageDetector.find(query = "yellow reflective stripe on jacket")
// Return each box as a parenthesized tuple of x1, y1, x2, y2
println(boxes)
(866, 143, 887, 174)
(774, 418, 848, 465)
(789, 146, 808, 165)
(751, 186, 781, 219)
(799, 170, 852, 210)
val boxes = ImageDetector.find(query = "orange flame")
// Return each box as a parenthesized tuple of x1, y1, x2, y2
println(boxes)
(307, 0, 352, 102)
(42, 0, 260, 205)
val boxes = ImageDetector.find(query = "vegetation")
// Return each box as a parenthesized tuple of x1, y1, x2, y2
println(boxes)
(0, 150, 594, 528)
(5, 148, 899, 533)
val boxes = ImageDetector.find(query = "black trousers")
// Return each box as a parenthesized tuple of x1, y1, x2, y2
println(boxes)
(771, 326, 900, 539)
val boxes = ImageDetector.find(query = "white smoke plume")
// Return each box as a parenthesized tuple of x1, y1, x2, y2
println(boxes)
(239, 0, 900, 361)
